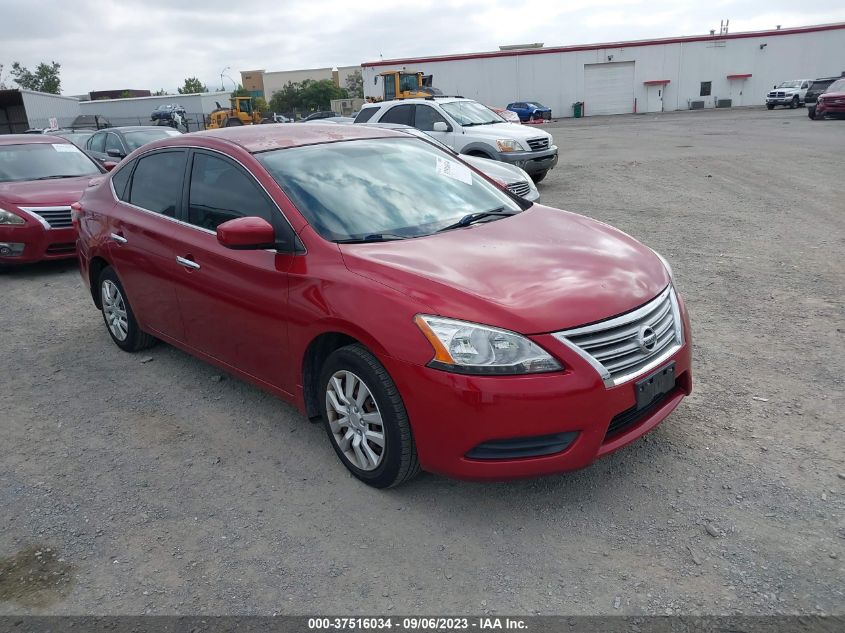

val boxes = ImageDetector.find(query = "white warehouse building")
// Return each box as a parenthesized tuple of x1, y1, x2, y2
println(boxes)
(362, 23, 845, 117)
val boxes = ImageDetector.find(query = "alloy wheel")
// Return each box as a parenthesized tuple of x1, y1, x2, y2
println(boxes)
(325, 370, 386, 471)
(101, 279, 128, 341)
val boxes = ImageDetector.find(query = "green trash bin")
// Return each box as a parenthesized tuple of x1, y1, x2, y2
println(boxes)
(572, 102, 584, 118)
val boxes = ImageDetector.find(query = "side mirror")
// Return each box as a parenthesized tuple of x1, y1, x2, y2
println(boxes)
(217, 216, 276, 250)
(432, 121, 449, 132)
(106, 149, 125, 159)
(773, 84, 777, 89)
(102, 161, 119, 172)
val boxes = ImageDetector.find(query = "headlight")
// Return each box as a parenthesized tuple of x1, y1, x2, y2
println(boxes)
(414, 315, 562, 375)
(496, 139, 522, 153)
(0, 209, 26, 225)
(653, 250, 674, 282)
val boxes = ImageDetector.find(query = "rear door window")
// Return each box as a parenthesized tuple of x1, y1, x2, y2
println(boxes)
(87, 132, 106, 153)
(380, 104, 413, 126)
(127, 150, 187, 217)
(111, 160, 134, 200)
(354, 108, 378, 123)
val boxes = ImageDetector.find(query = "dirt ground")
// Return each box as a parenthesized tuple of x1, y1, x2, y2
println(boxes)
(1, 107, 842, 616)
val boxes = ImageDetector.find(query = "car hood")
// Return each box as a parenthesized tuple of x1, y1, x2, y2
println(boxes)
(0, 175, 96, 206)
(464, 122, 552, 143)
(340, 205, 670, 334)
(820, 91, 845, 99)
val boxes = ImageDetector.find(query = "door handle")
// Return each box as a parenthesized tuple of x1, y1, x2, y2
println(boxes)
(110, 232, 127, 244)
(176, 256, 200, 270)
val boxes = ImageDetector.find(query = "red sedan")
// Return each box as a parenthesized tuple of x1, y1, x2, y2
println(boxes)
(0, 135, 104, 265)
(810, 78, 845, 120)
(76, 124, 692, 488)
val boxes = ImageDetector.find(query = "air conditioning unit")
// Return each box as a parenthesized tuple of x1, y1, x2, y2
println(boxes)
(690, 100, 705, 110)
(716, 99, 732, 108)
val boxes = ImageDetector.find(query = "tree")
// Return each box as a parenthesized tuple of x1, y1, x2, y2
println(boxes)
(253, 96, 268, 113)
(269, 81, 304, 114)
(230, 84, 250, 98)
(9, 61, 61, 94)
(153, 89, 170, 96)
(120, 90, 133, 99)
(300, 79, 347, 111)
(345, 69, 363, 98)
(178, 77, 207, 94)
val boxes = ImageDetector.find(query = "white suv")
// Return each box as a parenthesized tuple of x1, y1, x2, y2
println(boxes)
(766, 79, 813, 109)
(354, 97, 558, 182)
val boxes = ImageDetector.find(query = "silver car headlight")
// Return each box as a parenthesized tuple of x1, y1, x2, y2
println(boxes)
(0, 209, 26, 225)
(414, 315, 562, 375)
(496, 139, 523, 153)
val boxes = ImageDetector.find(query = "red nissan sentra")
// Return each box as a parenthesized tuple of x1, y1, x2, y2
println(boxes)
(0, 135, 105, 265)
(76, 124, 692, 488)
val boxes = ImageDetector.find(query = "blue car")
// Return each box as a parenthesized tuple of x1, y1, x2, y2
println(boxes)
(506, 101, 552, 122)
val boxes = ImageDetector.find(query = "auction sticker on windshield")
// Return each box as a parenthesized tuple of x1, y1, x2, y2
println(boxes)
(52, 144, 79, 152)
(436, 156, 473, 185)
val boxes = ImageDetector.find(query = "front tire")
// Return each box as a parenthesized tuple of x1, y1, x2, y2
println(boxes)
(531, 170, 548, 184)
(318, 344, 420, 488)
(808, 107, 817, 120)
(766, 104, 775, 110)
(790, 96, 799, 109)
(98, 267, 156, 352)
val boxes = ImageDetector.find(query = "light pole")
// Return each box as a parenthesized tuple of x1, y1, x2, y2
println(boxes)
(220, 66, 230, 91)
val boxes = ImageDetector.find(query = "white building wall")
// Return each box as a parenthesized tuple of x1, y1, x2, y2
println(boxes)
(20, 90, 81, 128)
(79, 91, 232, 126)
(362, 25, 845, 116)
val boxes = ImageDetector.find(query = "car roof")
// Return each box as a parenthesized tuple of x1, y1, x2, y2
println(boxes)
(96, 126, 166, 133)
(373, 97, 470, 107)
(170, 123, 405, 153)
(0, 134, 71, 146)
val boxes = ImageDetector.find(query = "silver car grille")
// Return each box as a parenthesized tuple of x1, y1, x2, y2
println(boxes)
(506, 180, 531, 198)
(552, 285, 684, 387)
(527, 138, 549, 151)
(20, 206, 74, 229)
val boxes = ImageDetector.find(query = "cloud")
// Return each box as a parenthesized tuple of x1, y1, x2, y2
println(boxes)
(1, 0, 843, 95)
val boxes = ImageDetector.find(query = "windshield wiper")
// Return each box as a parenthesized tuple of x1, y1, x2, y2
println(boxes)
(437, 208, 517, 232)
(335, 233, 410, 244)
(31, 175, 85, 180)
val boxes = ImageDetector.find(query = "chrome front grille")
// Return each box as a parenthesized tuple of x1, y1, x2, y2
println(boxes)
(21, 206, 73, 229)
(527, 138, 549, 151)
(506, 180, 531, 198)
(553, 286, 683, 386)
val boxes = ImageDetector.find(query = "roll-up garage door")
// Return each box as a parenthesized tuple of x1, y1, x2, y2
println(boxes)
(584, 62, 635, 116)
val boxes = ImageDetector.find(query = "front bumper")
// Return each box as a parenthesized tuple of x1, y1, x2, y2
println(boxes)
(0, 222, 76, 265)
(497, 146, 559, 175)
(817, 101, 845, 117)
(384, 298, 693, 480)
(766, 96, 799, 105)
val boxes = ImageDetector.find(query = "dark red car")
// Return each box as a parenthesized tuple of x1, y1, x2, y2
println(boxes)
(810, 78, 845, 120)
(0, 134, 104, 265)
(76, 125, 692, 488)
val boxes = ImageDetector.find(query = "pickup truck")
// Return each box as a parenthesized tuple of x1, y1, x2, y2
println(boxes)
(354, 97, 558, 182)
(766, 80, 813, 109)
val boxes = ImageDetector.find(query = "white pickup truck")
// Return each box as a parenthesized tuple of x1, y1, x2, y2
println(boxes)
(354, 97, 558, 182)
(766, 79, 813, 109)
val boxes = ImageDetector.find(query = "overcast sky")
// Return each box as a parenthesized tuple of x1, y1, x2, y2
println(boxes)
(2, 0, 844, 96)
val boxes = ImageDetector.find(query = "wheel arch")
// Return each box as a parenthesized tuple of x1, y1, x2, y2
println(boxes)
(88, 255, 112, 308)
(300, 324, 392, 420)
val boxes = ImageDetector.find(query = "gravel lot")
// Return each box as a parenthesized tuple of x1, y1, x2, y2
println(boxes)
(1, 107, 842, 616)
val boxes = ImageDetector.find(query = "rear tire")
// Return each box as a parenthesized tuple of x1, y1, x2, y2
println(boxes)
(97, 267, 156, 352)
(531, 170, 548, 184)
(318, 344, 420, 488)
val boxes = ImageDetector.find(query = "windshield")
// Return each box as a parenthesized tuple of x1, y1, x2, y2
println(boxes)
(441, 101, 504, 126)
(123, 129, 181, 151)
(528, 102, 547, 108)
(777, 81, 802, 89)
(256, 138, 522, 241)
(825, 79, 845, 93)
(0, 142, 101, 183)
